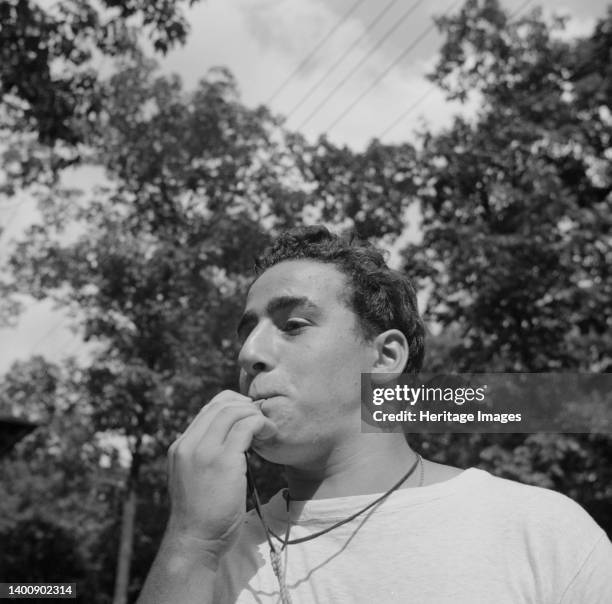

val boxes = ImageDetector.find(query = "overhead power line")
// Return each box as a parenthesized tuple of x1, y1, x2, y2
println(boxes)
(0, 197, 27, 210)
(323, 0, 461, 135)
(508, 0, 535, 20)
(29, 317, 71, 355)
(58, 333, 86, 360)
(377, 0, 537, 139)
(265, 0, 367, 106)
(378, 85, 436, 139)
(285, 0, 402, 120)
(296, 0, 425, 131)
(0, 204, 21, 252)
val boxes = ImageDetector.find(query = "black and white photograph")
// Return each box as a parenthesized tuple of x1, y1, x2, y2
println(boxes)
(1, 1, 611, 602)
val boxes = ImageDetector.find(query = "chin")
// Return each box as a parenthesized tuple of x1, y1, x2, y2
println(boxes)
(252, 433, 303, 464)
(255, 439, 331, 469)
(251, 443, 286, 466)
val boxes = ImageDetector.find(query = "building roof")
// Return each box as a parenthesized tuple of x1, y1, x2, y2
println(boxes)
(0, 416, 39, 457)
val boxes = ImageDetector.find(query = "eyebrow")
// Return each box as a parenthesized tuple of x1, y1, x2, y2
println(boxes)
(236, 295, 320, 339)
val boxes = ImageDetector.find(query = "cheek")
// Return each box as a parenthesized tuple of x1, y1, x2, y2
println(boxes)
(310, 369, 362, 415)
(316, 341, 370, 381)
(311, 337, 361, 368)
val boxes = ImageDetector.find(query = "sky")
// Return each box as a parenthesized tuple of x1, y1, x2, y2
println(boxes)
(0, 0, 609, 375)
(163, 0, 605, 148)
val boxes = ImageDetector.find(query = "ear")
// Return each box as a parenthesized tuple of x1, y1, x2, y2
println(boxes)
(370, 329, 409, 385)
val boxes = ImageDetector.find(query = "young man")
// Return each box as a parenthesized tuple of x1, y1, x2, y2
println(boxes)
(138, 226, 612, 603)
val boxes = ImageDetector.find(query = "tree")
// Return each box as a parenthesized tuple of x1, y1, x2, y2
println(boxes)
(402, 0, 611, 532)
(4, 56, 315, 601)
(407, 0, 611, 372)
(0, 0, 199, 143)
(0, 358, 119, 602)
(0, 0, 210, 211)
(4, 1, 611, 595)
(298, 136, 420, 239)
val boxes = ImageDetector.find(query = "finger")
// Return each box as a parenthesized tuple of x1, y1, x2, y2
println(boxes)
(185, 391, 253, 434)
(223, 414, 278, 455)
(177, 392, 254, 449)
(196, 404, 264, 451)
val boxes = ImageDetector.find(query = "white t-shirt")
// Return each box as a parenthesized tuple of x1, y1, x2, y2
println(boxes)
(214, 468, 612, 603)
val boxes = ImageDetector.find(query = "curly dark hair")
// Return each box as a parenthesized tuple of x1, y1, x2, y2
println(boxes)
(255, 225, 425, 373)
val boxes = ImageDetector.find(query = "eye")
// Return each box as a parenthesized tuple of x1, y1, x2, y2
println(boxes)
(236, 322, 255, 345)
(282, 318, 309, 332)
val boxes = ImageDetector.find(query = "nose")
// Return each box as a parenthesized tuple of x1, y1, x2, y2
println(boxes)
(238, 320, 274, 378)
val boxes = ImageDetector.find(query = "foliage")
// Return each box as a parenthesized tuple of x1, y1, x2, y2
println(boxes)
(0, 0, 199, 146)
(1, 0, 611, 597)
(0, 358, 123, 601)
(403, 0, 612, 534)
(405, 0, 611, 372)
(7, 59, 312, 453)
(3, 57, 316, 598)
(299, 137, 420, 238)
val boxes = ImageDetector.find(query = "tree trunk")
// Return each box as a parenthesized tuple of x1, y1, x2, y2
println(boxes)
(112, 483, 136, 604)
(113, 444, 141, 604)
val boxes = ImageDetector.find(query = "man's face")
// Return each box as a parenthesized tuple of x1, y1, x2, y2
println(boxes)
(237, 259, 377, 465)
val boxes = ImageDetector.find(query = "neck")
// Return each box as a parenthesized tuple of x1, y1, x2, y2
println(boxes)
(284, 433, 418, 501)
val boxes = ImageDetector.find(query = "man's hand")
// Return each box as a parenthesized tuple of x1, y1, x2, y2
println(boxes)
(164, 390, 278, 566)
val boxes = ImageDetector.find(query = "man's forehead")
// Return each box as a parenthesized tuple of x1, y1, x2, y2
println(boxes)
(245, 259, 348, 309)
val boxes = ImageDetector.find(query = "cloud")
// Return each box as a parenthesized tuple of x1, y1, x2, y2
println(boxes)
(240, 0, 330, 59)
(238, 0, 372, 78)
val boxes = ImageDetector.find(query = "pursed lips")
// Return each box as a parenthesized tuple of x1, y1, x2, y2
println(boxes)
(250, 392, 280, 401)
(249, 392, 281, 414)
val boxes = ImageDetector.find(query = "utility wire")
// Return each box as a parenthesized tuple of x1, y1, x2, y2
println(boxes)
(60, 333, 85, 360)
(296, 0, 425, 131)
(508, 0, 534, 20)
(29, 317, 70, 355)
(378, 0, 536, 139)
(0, 204, 21, 252)
(323, 0, 461, 135)
(285, 0, 402, 120)
(0, 204, 20, 232)
(378, 86, 436, 139)
(266, 0, 367, 105)
(0, 198, 26, 209)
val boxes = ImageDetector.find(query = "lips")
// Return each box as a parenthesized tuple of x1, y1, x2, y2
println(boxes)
(250, 393, 279, 402)
(250, 393, 281, 415)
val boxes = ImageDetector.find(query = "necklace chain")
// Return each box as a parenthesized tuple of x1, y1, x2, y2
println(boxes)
(273, 453, 423, 546)
(245, 452, 424, 604)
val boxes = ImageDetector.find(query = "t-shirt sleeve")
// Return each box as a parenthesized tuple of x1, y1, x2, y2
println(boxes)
(559, 532, 612, 604)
